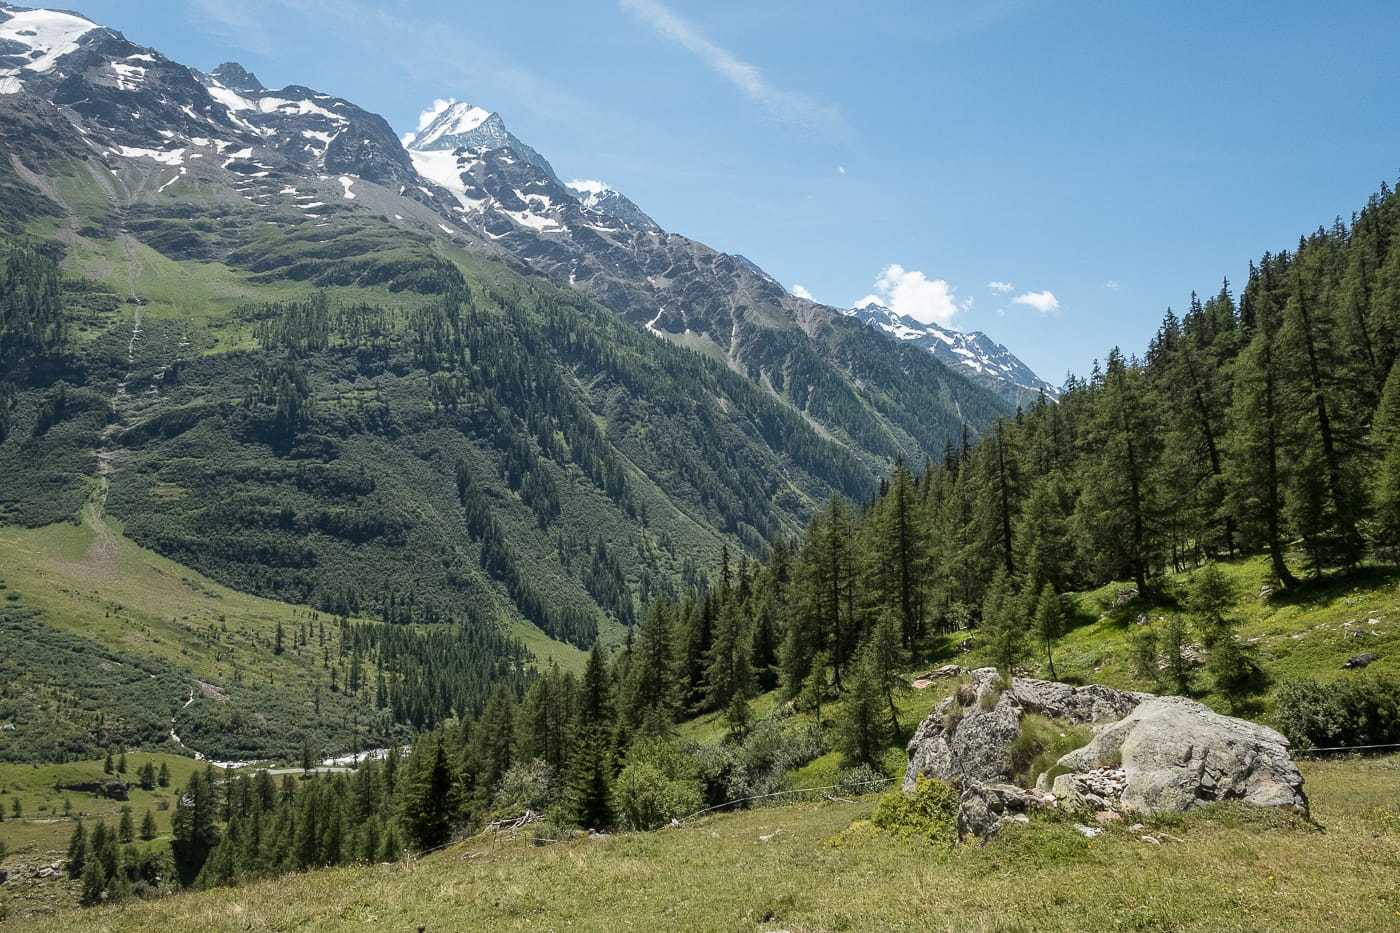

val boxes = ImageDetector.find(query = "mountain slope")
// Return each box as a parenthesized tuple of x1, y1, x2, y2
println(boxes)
(0, 0, 1012, 748)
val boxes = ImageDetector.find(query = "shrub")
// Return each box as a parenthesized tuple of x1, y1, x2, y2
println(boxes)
(611, 739, 705, 831)
(866, 777, 959, 843)
(1273, 674, 1400, 750)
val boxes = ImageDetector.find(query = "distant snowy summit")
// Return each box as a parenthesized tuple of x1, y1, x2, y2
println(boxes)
(404, 100, 661, 233)
(844, 302, 1061, 404)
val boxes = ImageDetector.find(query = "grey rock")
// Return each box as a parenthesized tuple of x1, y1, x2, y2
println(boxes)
(1342, 652, 1379, 669)
(956, 782, 1052, 839)
(1012, 678, 1152, 725)
(904, 668, 1022, 789)
(904, 669, 1149, 791)
(1050, 695, 1307, 814)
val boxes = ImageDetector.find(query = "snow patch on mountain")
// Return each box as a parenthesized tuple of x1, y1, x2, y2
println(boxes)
(0, 8, 97, 74)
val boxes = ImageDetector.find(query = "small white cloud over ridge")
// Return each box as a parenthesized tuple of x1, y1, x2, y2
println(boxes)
(569, 179, 611, 195)
(1012, 290, 1060, 313)
(861, 264, 960, 327)
(400, 99, 457, 146)
(791, 284, 814, 300)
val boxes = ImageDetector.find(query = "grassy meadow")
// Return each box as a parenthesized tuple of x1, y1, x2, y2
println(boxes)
(13, 754, 1394, 933)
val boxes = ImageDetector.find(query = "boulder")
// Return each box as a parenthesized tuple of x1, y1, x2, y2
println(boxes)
(1342, 652, 1378, 670)
(903, 671, 1309, 837)
(1050, 695, 1308, 814)
(903, 669, 1149, 790)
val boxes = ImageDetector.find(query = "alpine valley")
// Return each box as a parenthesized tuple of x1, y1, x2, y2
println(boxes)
(0, 0, 1019, 764)
(3, 4, 1400, 931)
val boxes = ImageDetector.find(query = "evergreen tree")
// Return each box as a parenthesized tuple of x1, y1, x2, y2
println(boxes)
(1226, 256, 1299, 587)
(703, 597, 753, 724)
(1368, 358, 1400, 558)
(569, 641, 614, 829)
(834, 641, 890, 769)
(399, 737, 462, 851)
(66, 820, 87, 879)
(117, 805, 134, 844)
(1031, 583, 1065, 681)
(1159, 616, 1194, 696)
(140, 809, 158, 841)
(979, 570, 1026, 676)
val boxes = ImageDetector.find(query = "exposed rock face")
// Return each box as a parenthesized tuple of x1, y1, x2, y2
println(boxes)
(904, 670, 1309, 837)
(956, 782, 1054, 839)
(1050, 696, 1309, 813)
(903, 668, 1150, 790)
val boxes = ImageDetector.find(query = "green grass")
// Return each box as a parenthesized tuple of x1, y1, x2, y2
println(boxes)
(0, 753, 205, 851)
(961, 555, 1400, 718)
(18, 754, 1397, 932)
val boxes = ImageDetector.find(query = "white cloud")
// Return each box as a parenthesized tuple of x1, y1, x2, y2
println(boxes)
(861, 264, 960, 326)
(569, 179, 611, 195)
(400, 98, 457, 146)
(988, 280, 1014, 293)
(619, 0, 849, 137)
(1012, 290, 1061, 313)
(838, 166, 846, 175)
(791, 284, 814, 301)
(417, 98, 455, 131)
(1102, 279, 1121, 292)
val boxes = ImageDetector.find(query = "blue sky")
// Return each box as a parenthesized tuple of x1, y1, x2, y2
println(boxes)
(67, 0, 1400, 383)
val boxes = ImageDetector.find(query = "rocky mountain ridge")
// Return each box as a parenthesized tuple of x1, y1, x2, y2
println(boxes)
(847, 302, 1061, 406)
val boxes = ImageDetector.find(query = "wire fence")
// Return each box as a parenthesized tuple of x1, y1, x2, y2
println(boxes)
(1293, 742, 1400, 757)
(418, 776, 902, 857)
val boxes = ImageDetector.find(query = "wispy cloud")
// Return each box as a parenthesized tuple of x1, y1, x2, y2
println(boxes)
(185, 0, 274, 56)
(859, 264, 961, 326)
(620, 0, 849, 138)
(791, 284, 815, 301)
(1012, 290, 1060, 313)
(1102, 279, 1121, 292)
(988, 280, 1014, 293)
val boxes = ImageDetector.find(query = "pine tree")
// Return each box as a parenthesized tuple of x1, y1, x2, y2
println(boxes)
(399, 737, 462, 851)
(158, 762, 170, 787)
(1031, 583, 1065, 681)
(1368, 358, 1400, 558)
(569, 642, 615, 830)
(834, 641, 890, 769)
(1226, 256, 1299, 587)
(979, 570, 1026, 676)
(140, 809, 158, 841)
(117, 805, 134, 843)
(703, 597, 753, 722)
(66, 820, 87, 879)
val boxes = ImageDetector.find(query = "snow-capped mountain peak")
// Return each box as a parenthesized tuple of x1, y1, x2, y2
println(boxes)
(410, 100, 491, 151)
(847, 302, 1060, 404)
